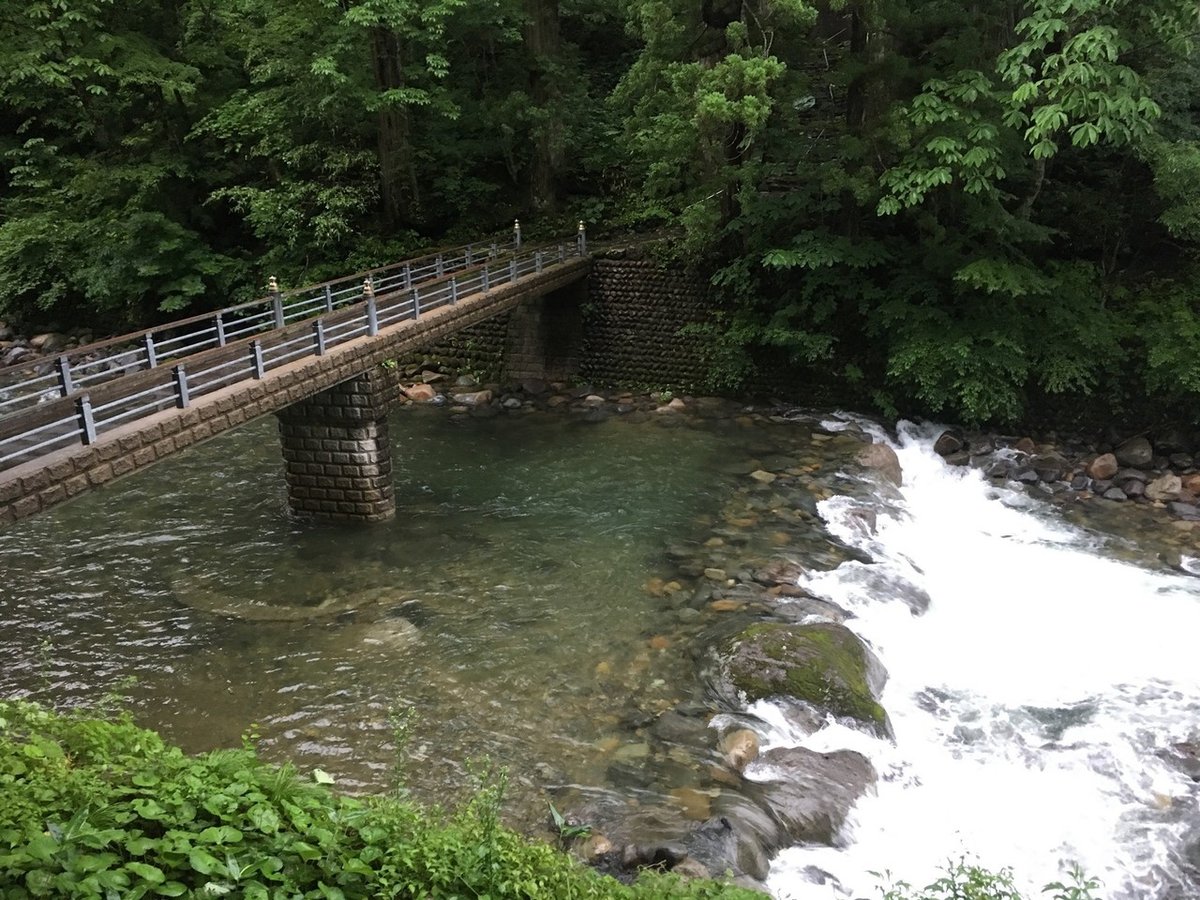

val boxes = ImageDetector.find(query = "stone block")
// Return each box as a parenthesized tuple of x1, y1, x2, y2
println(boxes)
(64, 474, 89, 496)
(87, 464, 115, 485)
(13, 495, 40, 519)
(112, 457, 135, 477)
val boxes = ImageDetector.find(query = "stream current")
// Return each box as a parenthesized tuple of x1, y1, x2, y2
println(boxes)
(1, 407, 1198, 896)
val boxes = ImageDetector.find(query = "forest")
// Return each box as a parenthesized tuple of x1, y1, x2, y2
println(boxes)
(2, 0, 1198, 424)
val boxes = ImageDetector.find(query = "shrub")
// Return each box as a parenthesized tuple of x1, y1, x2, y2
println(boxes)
(0, 701, 762, 900)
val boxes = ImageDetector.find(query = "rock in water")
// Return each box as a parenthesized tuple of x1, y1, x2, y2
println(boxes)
(717, 622, 890, 735)
(933, 429, 965, 456)
(452, 389, 493, 407)
(854, 442, 902, 487)
(742, 746, 876, 844)
(719, 729, 760, 772)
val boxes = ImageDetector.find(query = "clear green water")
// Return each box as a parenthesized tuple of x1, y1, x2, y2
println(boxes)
(0, 408, 750, 817)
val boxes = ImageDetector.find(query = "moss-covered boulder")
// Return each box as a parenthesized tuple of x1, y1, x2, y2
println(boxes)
(720, 622, 890, 736)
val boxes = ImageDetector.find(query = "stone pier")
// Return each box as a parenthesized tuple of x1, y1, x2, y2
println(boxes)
(276, 370, 396, 521)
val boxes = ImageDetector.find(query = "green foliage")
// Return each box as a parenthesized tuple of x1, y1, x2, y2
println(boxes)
(876, 859, 1100, 900)
(0, 701, 763, 900)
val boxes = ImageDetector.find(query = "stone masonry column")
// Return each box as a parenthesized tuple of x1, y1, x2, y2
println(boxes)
(276, 370, 395, 522)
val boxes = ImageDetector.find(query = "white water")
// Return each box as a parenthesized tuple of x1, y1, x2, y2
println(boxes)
(766, 420, 1200, 899)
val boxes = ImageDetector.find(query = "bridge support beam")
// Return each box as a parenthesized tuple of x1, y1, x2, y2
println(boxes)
(276, 371, 395, 522)
(503, 280, 586, 383)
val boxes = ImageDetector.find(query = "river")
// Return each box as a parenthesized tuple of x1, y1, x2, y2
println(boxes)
(1, 406, 1197, 897)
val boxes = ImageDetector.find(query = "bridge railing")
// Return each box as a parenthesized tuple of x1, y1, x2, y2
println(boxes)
(0, 231, 529, 422)
(0, 232, 587, 471)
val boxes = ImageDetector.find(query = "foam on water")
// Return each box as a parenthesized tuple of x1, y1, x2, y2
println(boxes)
(767, 420, 1200, 899)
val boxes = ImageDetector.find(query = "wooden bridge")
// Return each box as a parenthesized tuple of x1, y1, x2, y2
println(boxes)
(0, 225, 591, 526)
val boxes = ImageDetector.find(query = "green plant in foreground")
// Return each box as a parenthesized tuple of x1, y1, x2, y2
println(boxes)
(0, 700, 763, 899)
(877, 858, 1101, 900)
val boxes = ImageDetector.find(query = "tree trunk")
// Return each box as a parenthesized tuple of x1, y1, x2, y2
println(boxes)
(523, 0, 562, 213)
(370, 27, 420, 227)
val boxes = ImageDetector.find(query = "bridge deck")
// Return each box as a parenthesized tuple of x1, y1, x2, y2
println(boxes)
(0, 246, 590, 526)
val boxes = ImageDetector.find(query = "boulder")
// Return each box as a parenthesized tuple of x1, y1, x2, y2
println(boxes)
(1031, 453, 1068, 482)
(718, 622, 889, 735)
(29, 332, 68, 353)
(743, 746, 876, 844)
(451, 389, 493, 407)
(1115, 436, 1154, 467)
(854, 442, 902, 487)
(933, 429, 965, 457)
(1087, 453, 1119, 480)
(402, 383, 437, 402)
(1146, 474, 1183, 503)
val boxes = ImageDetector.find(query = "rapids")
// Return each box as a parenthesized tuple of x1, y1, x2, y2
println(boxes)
(767, 420, 1200, 899)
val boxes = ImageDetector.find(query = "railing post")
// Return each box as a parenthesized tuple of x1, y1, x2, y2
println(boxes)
(513, 219, 522, 249)
(365, 278, 379, 336)
(269, 276, 285, 329)
(172, 364, 191, 409)
(403, 264, 412, 291)
(450, 277, 458, 305)
(76, 394, 97, 445)
(144, 333, 158, 369)
(482, 265, 490, 291)
(250, 340, 265, 379)
(314, 319, 327, 356)
(490, 241, 498, 257)
(57, 356, 75, 397)
(577, 221, 587, 255)
(436, 254, 444, 278)
(411, 287, 421, 320)
(510, 258, 517, 282)
(535, 251, 543, 273)
(466, 244, 474, 266)
(324, 284, 334, 314)
(215, 312, 227, 347)
(559, 243, 565, 262)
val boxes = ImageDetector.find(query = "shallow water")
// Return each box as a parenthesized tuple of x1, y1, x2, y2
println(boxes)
(0, 409, 750, 814)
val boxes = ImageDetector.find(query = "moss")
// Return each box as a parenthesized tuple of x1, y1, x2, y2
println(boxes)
(727, 623, 888, 732)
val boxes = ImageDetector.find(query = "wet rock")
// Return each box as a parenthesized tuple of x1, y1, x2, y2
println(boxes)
(749, 470, 777, 485)
(1115, 436, 1154, 467)
(1103, 488, 1128, 502)
(1146, 474, 1183, 503)
(1124, 480, 1145, 499)
(420, 370, 447, 383)
(854, 442, 902, 487)
(1031, 453, 1068, 482)
(1169, 501, 1200, 520)
(502, 397, 522, 410)
(719, 729, 760, 772)
(773, 596, 851, 625)
(1014, 437, 1036, 454)
(743, 746, 876, 844)
(454, 374, 479, 388)
(933, 429, 965, 457)
(403, 383, 437, 402)
(942, 451, 971, 467)
(1087, 453, 1119, 480)
(717, 622, 889, 735)
(452, 389, 493, 407)
(1015, 469, 1040, 484)
(752, 558, 806, 587)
